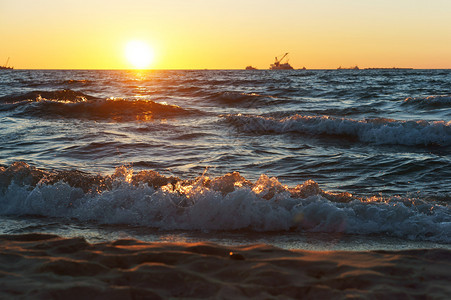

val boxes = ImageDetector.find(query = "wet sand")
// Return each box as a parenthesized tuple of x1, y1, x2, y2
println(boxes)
(0, 234, 450, 299)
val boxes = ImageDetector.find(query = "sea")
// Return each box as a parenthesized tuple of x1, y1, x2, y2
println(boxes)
(0, 69, 450, 251)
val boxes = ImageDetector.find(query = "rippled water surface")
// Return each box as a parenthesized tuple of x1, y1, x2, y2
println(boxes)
(0, 69, 450, 247)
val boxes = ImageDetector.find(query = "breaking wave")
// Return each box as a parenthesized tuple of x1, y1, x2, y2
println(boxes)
(0, 90, 200, 121)
(224, 114, 451, 146)
(0, 162, 449, 243)
(0, 89, 97, 103)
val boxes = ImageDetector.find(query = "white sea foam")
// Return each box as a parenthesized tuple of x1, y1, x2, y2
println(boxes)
(224, 114, 451, 146)
(1, 168, 449, 243)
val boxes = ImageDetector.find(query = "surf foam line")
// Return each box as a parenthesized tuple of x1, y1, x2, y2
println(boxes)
(223, 114, 451, 146)
(1, 162, 450, 243)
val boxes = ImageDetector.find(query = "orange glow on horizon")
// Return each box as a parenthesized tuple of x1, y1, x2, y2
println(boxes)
(1, 1, 450, 69)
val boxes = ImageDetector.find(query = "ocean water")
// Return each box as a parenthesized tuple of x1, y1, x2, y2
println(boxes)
(0, 69, 450, 250)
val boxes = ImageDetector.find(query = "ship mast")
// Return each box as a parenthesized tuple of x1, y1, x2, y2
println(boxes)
(274, 53, 289, 66)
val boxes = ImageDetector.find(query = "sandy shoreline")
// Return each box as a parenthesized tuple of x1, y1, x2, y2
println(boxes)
(0, 234, 450, 299)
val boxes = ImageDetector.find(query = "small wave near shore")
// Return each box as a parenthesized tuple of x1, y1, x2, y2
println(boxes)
(1, 162, 449, 243)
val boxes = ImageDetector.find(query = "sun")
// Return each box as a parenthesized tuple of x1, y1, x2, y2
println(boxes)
(125, 40, 154, 69)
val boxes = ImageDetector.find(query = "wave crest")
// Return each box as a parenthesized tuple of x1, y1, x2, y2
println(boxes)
(224, 114, 451, 146)
(0, 162, 449, 242)
(0, 90, 198, 121)
(210, 91, 288, 108)
(0, 89, 96, 103)
(403, 95, 451, 108)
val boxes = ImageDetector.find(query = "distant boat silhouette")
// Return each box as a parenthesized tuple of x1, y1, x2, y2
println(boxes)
(337, 66, 359, 70)
(270, 53, 293, 70)
(1, 57, 13, 70)
(245, 66, 257, 70)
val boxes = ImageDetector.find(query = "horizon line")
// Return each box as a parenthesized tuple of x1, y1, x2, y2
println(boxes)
(6, 67, 451, 71)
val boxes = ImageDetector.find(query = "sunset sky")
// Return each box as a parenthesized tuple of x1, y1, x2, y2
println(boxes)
(1, 0, 450, 69)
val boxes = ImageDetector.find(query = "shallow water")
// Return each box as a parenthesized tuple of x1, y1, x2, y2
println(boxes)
(0, 69, 450, 249)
